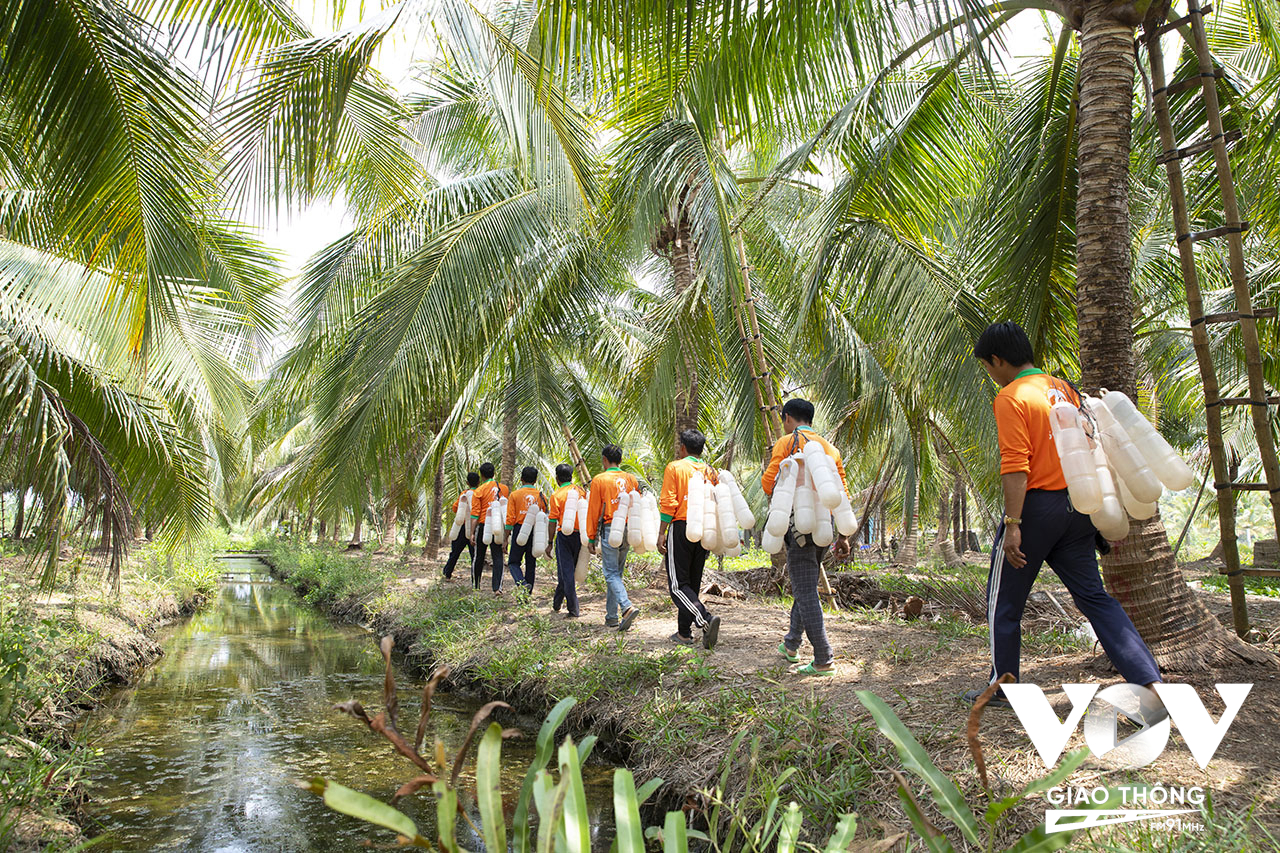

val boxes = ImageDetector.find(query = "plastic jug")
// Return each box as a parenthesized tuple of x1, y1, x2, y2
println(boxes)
(1088, 396, 1163, 504)
(561, 491, 577, 535)
(719, 471, 757, 529)
(1089, 447, 1130, 540)
(793, 457, 818, 534)
(701, 481, 721, 552)
(803, 440, 843, 510)
(608, 492, 629, 548)
(532, 510, 549, 553)
(1101, 390, 1196, 491)
(766, 459, 797, 537)
(686, 471, 705, 542)
(1049, 402, 1103, 514)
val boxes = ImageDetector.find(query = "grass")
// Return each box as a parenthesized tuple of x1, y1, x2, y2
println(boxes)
(1199, 574, 1280, 598)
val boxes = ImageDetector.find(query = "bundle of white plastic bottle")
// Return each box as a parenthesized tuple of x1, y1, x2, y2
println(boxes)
(683, 470, 756, 557)
(483, 497, 508, 545)
(1049, 390, 1195, 541)
(610, 490, 661, 553)
(761, 440, 857, 554)
(448, 489, 474, 540)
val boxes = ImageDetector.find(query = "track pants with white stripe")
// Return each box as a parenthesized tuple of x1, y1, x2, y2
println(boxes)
(665, 521, 711, 637)
(987, 489, 1160, 686)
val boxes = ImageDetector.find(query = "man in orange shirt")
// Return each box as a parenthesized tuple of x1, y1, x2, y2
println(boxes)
(548, 463, 585, 617)
(970, 322, 1160, 708)
(657, 428, 720, 649)
(586, 445, 641, 631)
(470, 462, 510, 593)
(762, 400, 849, 675)
(442, 471, 480, 581)
(505, 466, 547, 592)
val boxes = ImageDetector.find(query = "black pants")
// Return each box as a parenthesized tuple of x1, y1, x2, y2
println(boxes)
(987, 489, 1161, 686)
(442, 527, 473, 578)
(472, 522, 504, 591)
(665, 520, 710, 637)
(507, 534, 537, 590)
(552, 532, 581, 615)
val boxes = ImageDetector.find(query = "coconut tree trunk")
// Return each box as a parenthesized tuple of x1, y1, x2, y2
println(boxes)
(669, 212, 700, 453)
(317, 519, 327, 541)
(937, 488, 962, 568)
(1074, 2, 1269, 668)
(501, 379, 518, 487)
(427, 459, 445, 559)
(13, 490, 25, 539)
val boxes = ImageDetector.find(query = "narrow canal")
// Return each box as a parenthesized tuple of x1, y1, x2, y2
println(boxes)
(84, 556, 613, 851)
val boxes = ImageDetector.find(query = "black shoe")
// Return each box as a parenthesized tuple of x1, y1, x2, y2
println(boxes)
(565, 612, 580, 619)
(669, 632, 694, 646)
(963, 687, 1011, 710)
(605, 620, 620, 628)
(619, 606, 641, 632)
(702, 615, 721, 650)
(553, 601, 562, 613)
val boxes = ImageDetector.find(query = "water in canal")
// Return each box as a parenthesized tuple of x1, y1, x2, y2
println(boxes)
(84, 557, 613, 851)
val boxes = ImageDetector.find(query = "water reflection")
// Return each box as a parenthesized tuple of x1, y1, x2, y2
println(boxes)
(85, 558, 613, 851)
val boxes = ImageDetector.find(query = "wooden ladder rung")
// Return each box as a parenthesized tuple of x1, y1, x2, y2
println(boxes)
(1212, 396, 1280, 407)
(1193, 307, 1278, 325)
(1177, 220, 1250, 244)
(1144, 3, 1214, 40)
(1231, 568, 1280, 578)
(1217, 482, 1279, 492)
(1157, 67, 1225, 99)
(1157, 128, 1242, 165)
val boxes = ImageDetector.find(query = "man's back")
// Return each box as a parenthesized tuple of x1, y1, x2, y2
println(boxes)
(994, 372, 1080, 492)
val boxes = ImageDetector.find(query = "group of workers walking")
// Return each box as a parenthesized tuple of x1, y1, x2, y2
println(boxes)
(437, 321, 1166, 692)
(439, 402, 844, 671)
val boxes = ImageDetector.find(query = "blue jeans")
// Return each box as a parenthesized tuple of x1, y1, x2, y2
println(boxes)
(599, 520, 631, 621)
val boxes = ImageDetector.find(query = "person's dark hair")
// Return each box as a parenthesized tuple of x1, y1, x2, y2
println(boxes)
(678, 428, 706, 456)
(974, 321, 1035, 366)
(466, 471, 480, 488)
(602, 444, 623, 465)
(479, 462, 495, 479)
(521, 466, 538, 484)
(555, 463, 573, 484)
(781, 398, 815, 425)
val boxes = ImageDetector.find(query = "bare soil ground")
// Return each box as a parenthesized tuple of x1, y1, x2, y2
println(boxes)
(369, 545, 1280, 838)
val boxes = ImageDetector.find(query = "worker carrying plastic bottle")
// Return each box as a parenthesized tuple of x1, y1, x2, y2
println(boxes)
(548, 463, 586, 617)
(505, 467, 547, 593)
(586, 445, 641, 632)
(442, 471, 480, 581)
(762, 399, 850, 676)
(470, 462, 510, 593)
(658, 428, 722, 650)
(968, 321, 1161, 709)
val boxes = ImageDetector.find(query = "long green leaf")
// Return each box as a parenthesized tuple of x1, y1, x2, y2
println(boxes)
(433, 779, 461, 853)
(823, 813, 858, 853)
(777, 802, 802, 853)
(476, 723, 507, 853)
(305, 778, 428, 846)
(856, 690, 980, 844)
(985, 748, 1090, 825)
(663, 810, 688, 853)
(1005, 787, 1126, 853)
(559, 738, 592, 853)
(613, 769, 646, 853)
(515, 696, 577, 853)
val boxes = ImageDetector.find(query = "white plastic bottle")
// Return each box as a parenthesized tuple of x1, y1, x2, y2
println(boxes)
(561, 491, 578, 535)
(793, 458, 818, 534)
(1088, 396, 1163, 504)
(575, 531, 590, 583)
(1101, 390, 1196, 491)
(517, 499, 538, 546)
(686, 471, 705, 542)
(715, 481, 737, 551)
(766, 459, 797, 537)
(1090, 447, 1130, 541)
(642, 494, 660, 551)
(1048, 402, 1103, 514)
(628, 491, 646, 551)
(718, 471, 757, 530)
(762, 529, 785, 554)
(608, 492, 630, 548)
(532, 510, 549, 554)
(833, 488, 857, 536)
(701, 481, 721, 552)
(804, 441, 842, 510)
(577, 492, 590, 546)
(1118, 475, 1158, 520)
(449, 491, 471, 539)
(493, 499, 508, 545)
(813, 507, 835, 547)
(482, 506, 494, 545)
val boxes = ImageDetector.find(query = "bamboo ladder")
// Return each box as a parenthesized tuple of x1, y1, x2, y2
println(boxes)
(729, 234, 838, 604)
(1143, 0, 1280, 637)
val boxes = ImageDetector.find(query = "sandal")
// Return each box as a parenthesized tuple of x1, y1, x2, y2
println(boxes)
(778, 643, 799, 663)
(796, 663, 836, 677)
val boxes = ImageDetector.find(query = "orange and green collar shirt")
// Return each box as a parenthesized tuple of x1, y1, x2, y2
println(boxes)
(470, 479, 509, 523)
(505, 486, 547, 529)
(586, 467, 638, 541)
(659, 456, 715, 523)
(761, 426, 847, 496)
(548, 483, 584, 523)
(993, 369, 1079, 492)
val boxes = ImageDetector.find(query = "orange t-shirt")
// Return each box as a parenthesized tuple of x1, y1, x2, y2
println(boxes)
(994, 372, 1080, 491)
(548, 483, 584, 522)
(586, 468, 638, 540)
(471, 480, 509, 522)
(505, 486, 547, 528)
(761, 427, 848, 496)
(660, 457, 716, 522)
